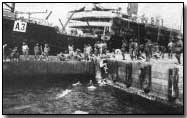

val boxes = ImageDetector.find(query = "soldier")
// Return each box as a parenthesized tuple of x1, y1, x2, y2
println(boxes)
(98, 40, 106, 56)
(145, 39, 152, 62)
(174, 35, 183, 65)
(34, 43, 41, 60)
(129, 38, 134, 60)
(159, 45, 166, 59)
(10, 46, 20, 61)
(57, 52, 66, 61)
(102, 41, 107, 55)
(99, 59, 108, 81)
(168, 39, 174, 59)
(75, 49, 82, 61)
(3, 44, 7, 61)
(94, 41, 99, 56)
(22, 42, 29, 60)
(68, 44, 74, 56)
(43, 43, 50, 61)
(121, 40, 127, 60)
(85, 44, 92, 61)
(115, 49, 123, 60)
(133, 38, 138, 59)
(137, 44, 145, 60)
(152, 44, 161, 60)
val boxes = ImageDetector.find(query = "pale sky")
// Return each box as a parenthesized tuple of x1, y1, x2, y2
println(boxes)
(4, 3, 183, 30)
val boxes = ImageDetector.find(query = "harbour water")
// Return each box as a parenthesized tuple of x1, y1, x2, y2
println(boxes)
(3, 75, 182, 114)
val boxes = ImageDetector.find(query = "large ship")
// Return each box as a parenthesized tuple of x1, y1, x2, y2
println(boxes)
(3, 3, 182, 55)
(3, 3, 100, 55)
(67, 3, 182, 50)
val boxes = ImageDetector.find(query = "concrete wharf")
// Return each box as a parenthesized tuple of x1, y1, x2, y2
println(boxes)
(3, 56, 183, 108)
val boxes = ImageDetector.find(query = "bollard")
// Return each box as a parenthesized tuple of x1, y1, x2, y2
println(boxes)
(107, 60, 118, 83)
(139, 65, 152, 93)
(113, 61, 119, 83)
(125, 63, 133, 88)
(168, 68, 179, 101)
(144, 65, 152, 93)
(95, 60, 102, 82)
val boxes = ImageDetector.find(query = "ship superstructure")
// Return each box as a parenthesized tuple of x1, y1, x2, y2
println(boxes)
(66, 3, 182, 49)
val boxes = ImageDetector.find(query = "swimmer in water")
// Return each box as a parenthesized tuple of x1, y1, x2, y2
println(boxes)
(56, 89, 72, 99)
(98, 78, 107, 86)
(72, 81, 81, 86)
(88, 80, 96, 90)
(88, 80, 93, 86)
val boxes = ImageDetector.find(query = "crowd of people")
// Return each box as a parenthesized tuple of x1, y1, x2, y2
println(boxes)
(3, 42, 51, 61)
(3, 34, 183, 65)
(119, 34, 183, 65)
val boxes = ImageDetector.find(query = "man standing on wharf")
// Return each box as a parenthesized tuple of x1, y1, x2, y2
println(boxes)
(173, 34, 183, 65)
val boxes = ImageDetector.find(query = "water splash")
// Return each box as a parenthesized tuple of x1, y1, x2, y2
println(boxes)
(56, 89, 72, 99)
(73, 110, 88, 114)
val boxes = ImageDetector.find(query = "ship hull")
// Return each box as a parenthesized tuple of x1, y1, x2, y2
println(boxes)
(3, 18, 99, 55)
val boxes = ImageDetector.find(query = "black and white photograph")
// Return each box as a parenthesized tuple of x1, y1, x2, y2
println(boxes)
(2, 2, 184, 115)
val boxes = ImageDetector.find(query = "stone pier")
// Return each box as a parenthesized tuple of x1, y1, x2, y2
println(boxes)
(3, 58, 183, 107)
(95, 59, 183, 107)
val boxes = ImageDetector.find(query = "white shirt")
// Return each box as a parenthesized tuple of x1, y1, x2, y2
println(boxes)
(115, 54, 123, 60)
(22, 45, 29, 51)
(86, 46, 92, 54)
(68, 45, 73, 51)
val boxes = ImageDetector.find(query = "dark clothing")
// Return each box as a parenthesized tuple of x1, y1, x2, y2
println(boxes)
(129, 41, 138, 60)
(34, 45, 41, 59)
(94, 43, 99, 56)
(174, 39, 183, 64)
(137, 44, 144, 59)
(145, 41, 152, 62)
(121, 42, 127, 60)
(34, 45, 40, 55)
(44, 46, 50, 56)
(174, 40, 183, 54)
(168, 50, 173, 59)
(129, 42, 134, 60)
(133, 42, 138, 59)
(10, 48, 19, 60)
(75, 53, 82, 61)
(121, 42, 127, 52)
(160, 46, 166, 59)
(100, 63, 108, 79)
(176, 53, 181, 64)
(168, 42, 173, 59)
(57, 53, 65, 61)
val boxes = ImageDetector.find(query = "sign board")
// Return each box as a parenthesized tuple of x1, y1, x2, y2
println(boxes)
(13, 20, 27, 32)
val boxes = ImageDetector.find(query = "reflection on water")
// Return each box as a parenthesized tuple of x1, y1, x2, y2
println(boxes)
(3, 75, 182, 114)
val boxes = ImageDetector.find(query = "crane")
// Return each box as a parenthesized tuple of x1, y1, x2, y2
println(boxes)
(3, 3, 15, 12)
(45, 11, 52, 20)
(59, 18, 64, 31)
(15, 10, 48, 21)
(58, 12, 76, 33)
(63, 12, 75, 31)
